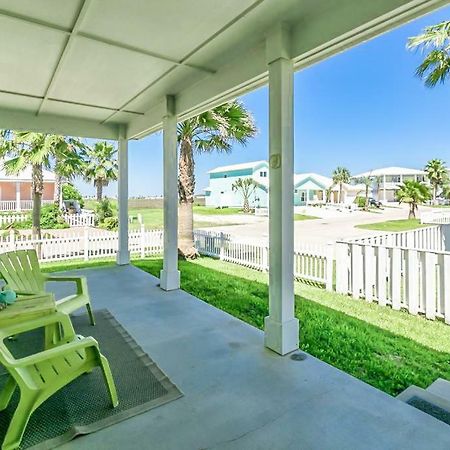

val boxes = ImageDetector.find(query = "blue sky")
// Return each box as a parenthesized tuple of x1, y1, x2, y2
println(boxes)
(76, 5, 450, 197)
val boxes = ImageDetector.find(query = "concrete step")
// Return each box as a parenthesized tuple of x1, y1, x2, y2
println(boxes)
(397, 385, 450, 426)
(427, 378, 450, 402)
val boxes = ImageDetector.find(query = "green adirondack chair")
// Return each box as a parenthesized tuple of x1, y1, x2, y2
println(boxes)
(0, 250, 95, 326)
(0, 312, 118, 450)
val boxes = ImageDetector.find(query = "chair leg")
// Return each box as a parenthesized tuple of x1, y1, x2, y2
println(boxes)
(86, 302, 95, 326)
(2, 393, 37, 450)
(44, 323, 60, 349)
(99, 355, 118, 407)
(0, 376, 17, 411)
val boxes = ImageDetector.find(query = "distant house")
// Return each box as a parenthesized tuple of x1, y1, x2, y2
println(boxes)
(205, 161, 368, 208)
(0, 166, 56, 211)
(205, 160, 269, 208)
(352, 167, 427, 202)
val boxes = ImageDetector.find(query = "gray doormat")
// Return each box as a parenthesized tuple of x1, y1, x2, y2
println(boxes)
(407, 396, 450, 426)
(0, 309, 183, 449)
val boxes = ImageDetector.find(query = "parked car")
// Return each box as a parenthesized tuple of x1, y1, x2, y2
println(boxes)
(368, 197, 382, 208)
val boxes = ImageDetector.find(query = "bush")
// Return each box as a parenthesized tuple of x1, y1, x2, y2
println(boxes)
(356, 196, 366, 208)
(95, 198, 115, 226)
(62, 183, 84, 208)
(40, 204, 69, 229)
(101, 216, 119, 231)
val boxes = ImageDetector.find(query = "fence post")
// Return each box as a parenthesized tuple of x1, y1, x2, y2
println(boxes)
(262, 245, 269, 271)
(219, 232, 225, 260)
(335, 242, 349, 294)
(140, 224, 146, 258)
(325, 242, 334, 291)
(9, 229, 15, 251)
(83, 227, 89, 261)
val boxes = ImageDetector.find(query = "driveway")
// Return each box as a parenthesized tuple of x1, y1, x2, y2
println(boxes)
(198, 204, 417, 245)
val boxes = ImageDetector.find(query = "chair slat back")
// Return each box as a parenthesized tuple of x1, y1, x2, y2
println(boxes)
(0, 250, 45, 293)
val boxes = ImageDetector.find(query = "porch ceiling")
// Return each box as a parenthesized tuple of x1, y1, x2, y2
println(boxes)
(0, 0, 447, 140)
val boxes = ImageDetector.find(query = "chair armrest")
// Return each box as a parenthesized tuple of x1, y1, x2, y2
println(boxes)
(44, 275, 88, 296)
(13, 336, 99, 368)
(0, 311, 75, 342)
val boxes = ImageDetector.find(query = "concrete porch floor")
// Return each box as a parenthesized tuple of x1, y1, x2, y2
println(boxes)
(46, 265, 450, 450)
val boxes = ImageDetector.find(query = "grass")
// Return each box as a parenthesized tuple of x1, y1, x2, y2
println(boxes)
(84, 200, 318, 229)
(129, 257, 450, 396)
(294, 213, 319, 221)
(41, 255, 450, 395)
(355, 219, 426, 232)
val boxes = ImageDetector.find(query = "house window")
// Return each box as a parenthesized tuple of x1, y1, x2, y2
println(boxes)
(224, 175, 227, 178)
(259, 171, 267, 177)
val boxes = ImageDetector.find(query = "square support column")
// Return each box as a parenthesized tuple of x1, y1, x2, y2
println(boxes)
(264, 25, 299, 355)
(116, 126, 130, 265)
(160, 95, 180, 291)
(15, 182, 21, 212)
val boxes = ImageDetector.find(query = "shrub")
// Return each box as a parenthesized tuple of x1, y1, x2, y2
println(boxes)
(95, 198, 114, 224)
(356, 196, 366, 208)
(101, 216, 119, 231)
(62, 183, 84, 208)
(40, 204, 69, 229)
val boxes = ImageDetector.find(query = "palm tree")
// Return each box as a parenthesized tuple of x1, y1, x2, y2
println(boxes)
(0, 131, 80, 238)
(177, 101, 257, 258)
(84, 141, 118, 201)
(424, 159, 448, 204)
(361, 176, 372, 211)
(396, 180, 431, 219)
(232, 178, 257, 213)
(407, 21, 450, 87)
(52, 137, 86, 207)
(332, 167, 351, 203)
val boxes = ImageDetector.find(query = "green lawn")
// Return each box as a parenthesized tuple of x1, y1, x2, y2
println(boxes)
(41, 256, 450, 396)
(294, 213, 319, 221)
(355, 219, 426, 232)
(130, 257, 450, 396)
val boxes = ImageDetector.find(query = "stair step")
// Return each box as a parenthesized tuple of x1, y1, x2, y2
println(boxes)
(427, 378, 450, 402)
(397, 386, 450, 426)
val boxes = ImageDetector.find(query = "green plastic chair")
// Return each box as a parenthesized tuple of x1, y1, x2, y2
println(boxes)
(0, 249, 95, 326)
(0, 312, 118, 450)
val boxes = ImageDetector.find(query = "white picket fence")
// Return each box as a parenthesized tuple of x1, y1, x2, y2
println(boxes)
(0, 214, 28, 227)
(194, 230, 333, 288)
(421, 210, 450, 225)
(349, 225, 445, 252)
(336, 240, 450, 324)
(0, 228, 164, 263)
(63, 213, 96, 227)
(0, 212, 96, 228)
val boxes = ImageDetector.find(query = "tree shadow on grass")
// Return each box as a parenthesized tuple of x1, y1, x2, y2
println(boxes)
(133, 258, 450, 396)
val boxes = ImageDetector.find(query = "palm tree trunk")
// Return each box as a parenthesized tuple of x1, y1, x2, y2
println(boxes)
(54, 173, 62, 205)
(96, 181, 103, 201)
(31, 163, 43, 240)
(409, 203, 416, 219)
(178, 138, 196, 257)
(433, 185, 437, 205)
(243, 197, 250, 213)
(339, 183, 343, 203)
(364, 185, 369, 211)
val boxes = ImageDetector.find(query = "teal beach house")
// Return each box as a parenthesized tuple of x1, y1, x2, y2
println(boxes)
(205, 161, 367, 208)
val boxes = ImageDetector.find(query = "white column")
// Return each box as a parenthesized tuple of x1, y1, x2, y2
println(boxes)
(116, 125, 130, 265)
(160, 95, 180, 291)
(15, 182, 21, 212)
(383, 174, 387, 203)
(306, 188, 310, 205)
(264, 25, 299, 355)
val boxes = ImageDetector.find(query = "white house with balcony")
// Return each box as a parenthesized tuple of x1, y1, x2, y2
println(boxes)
(352, 167, 427, 203)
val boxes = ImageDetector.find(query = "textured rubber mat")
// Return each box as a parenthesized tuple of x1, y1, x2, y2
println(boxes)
(0, 309, 183, 449)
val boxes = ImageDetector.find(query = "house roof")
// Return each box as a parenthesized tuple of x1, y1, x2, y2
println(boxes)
(352, 167, 425, 178)
(294, 173, 332, 189)
(0, 1, 441, 140)
(208, 160, 267, 174)
(0, 166, 56, 182)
